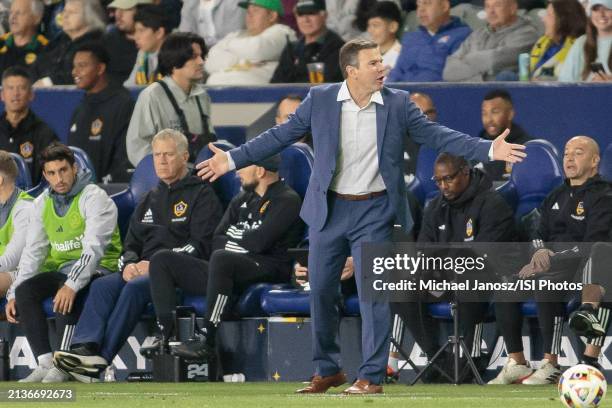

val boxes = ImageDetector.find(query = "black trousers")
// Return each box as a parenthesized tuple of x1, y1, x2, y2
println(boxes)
(15, 272, 90, 358)
(149, 249, 288, 338)
(496, 264, 579, 355)
(391, 300, 488, 359)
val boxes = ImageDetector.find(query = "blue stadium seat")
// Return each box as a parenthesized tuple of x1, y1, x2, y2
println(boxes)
(279, 143, 314, 200)
(601, 143, 612, 182)
(111, 155, 159, 240)
(261, 288, 311, 316)
(196, 141, 240, 209)
(406, 146, 438, 206)
(26, 146, 98, 197)
(343, 295, 360, 316)
(183, 283, 292, 317)
(496, 140, 564, 217)
(9, 153, 32, 190)
(520, 297, 580, 319)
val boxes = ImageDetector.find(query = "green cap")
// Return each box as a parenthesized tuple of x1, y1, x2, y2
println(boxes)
(238, 0, 284, 16)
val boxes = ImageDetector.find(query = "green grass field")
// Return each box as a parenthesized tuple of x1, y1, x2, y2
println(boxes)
(1, 382, 609, 408)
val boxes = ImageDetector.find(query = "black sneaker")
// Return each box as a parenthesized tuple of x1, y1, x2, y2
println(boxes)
(569, 306, 605, 338)
(580, 358, 603, 371)
(170, 333, 213, 361)
(139, 336, 167, 358)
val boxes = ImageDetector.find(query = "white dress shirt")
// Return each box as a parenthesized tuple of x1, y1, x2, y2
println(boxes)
(329, 81, 386, 194)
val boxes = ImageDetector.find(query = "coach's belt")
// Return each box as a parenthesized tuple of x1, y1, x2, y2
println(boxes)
(329, 190, 387, 201)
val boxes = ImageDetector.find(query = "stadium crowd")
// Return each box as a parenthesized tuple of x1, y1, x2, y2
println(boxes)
(0, 0, 610, 393)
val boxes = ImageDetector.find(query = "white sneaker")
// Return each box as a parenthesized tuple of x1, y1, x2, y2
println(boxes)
(42, 367, 70, 383)
(488, 358, 534, 385)
(522, 359, 561, 385)
(19, 365, 50, 382)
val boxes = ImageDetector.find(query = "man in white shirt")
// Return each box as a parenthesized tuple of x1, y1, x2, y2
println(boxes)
(205, 0, 296, 85)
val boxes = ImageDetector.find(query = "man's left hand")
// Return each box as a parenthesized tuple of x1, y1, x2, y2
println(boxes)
(492, 128, 527, 163)
(53, 285, 77, 314)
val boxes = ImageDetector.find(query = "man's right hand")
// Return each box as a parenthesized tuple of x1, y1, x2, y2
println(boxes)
(295, 262, 308, 286)
(122, 263, 140, 282)
(196, 143, 230, 182)
(5, 299, 17, 323)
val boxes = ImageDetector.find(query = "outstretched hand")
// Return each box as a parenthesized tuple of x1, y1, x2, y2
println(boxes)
(492, 128, 527, 163)
(196, 143, 230, 182)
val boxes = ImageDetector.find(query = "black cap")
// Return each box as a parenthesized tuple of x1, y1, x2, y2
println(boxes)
(255, 154, 281, 172)
(295, 0, 325, 14)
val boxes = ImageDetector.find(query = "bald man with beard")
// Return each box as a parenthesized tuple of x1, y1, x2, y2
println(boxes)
(490, 136, 612, 385)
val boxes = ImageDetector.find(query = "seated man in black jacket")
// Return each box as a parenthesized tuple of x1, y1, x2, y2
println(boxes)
(53, 129, 222, 382)
(389, 152, 517, 380)
(490, 136, 612, 385)
(143, 154, 304, 359)
(68, 42, 134, 183)
(270, 0, 344, 83)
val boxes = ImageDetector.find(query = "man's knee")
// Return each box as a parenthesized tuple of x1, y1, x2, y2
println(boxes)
(149, 249, 178, 277)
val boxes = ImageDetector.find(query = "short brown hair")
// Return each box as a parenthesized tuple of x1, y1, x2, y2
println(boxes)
(40, 142, 76, 169)
(0, 151, 18, 182)
(339, 39, 378, 79)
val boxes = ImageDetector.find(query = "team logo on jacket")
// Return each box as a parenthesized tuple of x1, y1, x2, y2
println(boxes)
(259, 200, 270, 215)
(90, 118, 103, 140)
(20, 142, 34, 158)
(25, 52, 37, 64)
(570, 201, 586, 221)
(174, 201, 188, 217)
(465, 218, 474, 240)
(438, 35, 450, 44)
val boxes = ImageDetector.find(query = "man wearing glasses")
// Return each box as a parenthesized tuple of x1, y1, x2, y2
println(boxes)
(389, 152, 517, 381)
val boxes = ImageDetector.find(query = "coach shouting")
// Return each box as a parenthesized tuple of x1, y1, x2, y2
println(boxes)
(197, 39, 526, 394)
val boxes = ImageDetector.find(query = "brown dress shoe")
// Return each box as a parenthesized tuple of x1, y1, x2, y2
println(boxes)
(295, 371, 347, 393)
(343, 379, 383, 395)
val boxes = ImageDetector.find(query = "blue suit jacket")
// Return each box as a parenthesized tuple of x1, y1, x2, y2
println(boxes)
(230, 83, 492, 233)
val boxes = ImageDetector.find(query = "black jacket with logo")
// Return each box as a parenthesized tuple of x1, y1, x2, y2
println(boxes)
(119, 174, 223, 272)
(419, 169, 516, 244)
(214, 180, 304, 278)
(535, 175, 612, 259)
(0, 110, 58, 185)
(0, 33, 49, 77)
(68, 84, 134, 183)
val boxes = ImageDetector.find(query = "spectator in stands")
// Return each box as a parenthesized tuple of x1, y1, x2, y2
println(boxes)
(127, 32, 216, 166)
(568, 239, 612, 370)
(151, 155, 303, 361)
(53, 130, 221, 382)
(178, 0, 245, 47)
(367, 1, 402, 76)
(7, 143, 122, 383)
(490, 136, 612, 385)
(326, 0, 401, 41)
(558, 0, 612, 82)
(388, 0, 471, 82)
(0, 67, 58, 185)
(0, 151, 33, 299)
(476, 89, 531, 181)
(389, 153, 517, 381)
(402, 92, 438, 181)
(31, 0, 106, 86)
(0, 0, 48, 77)
(529, 0, 586, 81)
(104, 0, 151, 86)
(205, 0, 296, 85)
(443, 0, 540, 81)
(124, 5, 170, 86)
(68, 43, 134, 183)
(271, 0, 344, 83)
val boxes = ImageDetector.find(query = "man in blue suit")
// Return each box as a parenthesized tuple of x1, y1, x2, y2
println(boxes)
(197, 39, 526, 394)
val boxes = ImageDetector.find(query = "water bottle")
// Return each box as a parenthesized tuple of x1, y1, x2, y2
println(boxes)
(104, 364, 116, 382)
(518, 53, 530, 81)
(0, 338, 9, 381)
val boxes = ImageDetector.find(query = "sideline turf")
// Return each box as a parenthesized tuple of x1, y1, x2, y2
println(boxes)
(0, 382, 608, 408)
